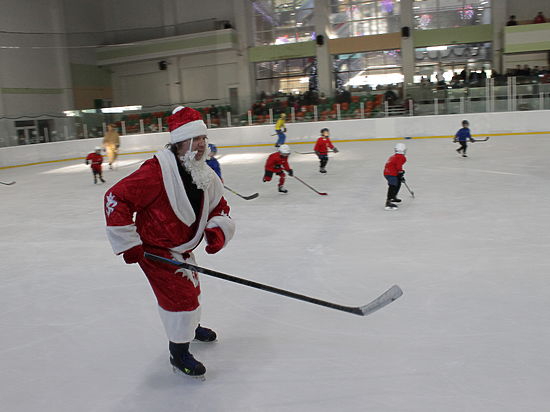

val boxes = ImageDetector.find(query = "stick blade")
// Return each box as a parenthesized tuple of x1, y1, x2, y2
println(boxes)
(243, 193, 259, 200)
(0, 181, 16, 185)
(356, 285, 403, 316)
(319, 192, 328, 196)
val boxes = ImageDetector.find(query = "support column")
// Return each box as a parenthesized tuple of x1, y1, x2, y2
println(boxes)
(491, 0, 507, 74)
(314, 0, 333, 97)
(400, 0, 415, 89)
(232, 0, 255, 113)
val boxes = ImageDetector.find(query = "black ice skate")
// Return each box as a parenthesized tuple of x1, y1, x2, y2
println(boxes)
(320, 167, 327, 173)
(390, 198, 401, 202)
(194, 325, 217, 342)
(385, 201, 398, 210)
(462, 154, 467, 157)
(170, 353, 206, 379)
(278, 186, 288, 193)
(100, 177, 106, 183)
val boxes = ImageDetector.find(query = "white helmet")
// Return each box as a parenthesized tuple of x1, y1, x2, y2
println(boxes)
(95, 146, 102, 152)
(394, 143, 406, 154)
(278, 144, 290, 155)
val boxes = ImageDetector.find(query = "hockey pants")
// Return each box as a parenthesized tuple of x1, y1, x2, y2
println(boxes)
(263, 170, 285, 187)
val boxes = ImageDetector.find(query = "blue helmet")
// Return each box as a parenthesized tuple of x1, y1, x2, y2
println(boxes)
(208, 143, 218, 153)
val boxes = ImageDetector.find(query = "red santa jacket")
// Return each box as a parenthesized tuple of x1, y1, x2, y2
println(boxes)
(104, 149, 234, 256)
(265, 152, 291, 173)
(383, 153, 406, 176)
(313, 136, 335, 155)
(86, 152, 103, 172)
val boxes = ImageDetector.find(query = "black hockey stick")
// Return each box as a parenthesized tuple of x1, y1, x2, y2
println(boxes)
(0, 181, 16, 185)
(294, 150, 336, 155)
(292, 175, 328, 196)
(224, 185, 259, 200)
(472, 137, 490, 142)
(144, 252, 403, 316)
(403, 181, 415, 198)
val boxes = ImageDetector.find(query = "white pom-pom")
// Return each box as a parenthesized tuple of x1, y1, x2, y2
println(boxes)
(172, 106, 185, 114)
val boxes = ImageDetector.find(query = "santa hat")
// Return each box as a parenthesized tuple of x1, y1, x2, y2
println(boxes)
(167, 106, 207, 144)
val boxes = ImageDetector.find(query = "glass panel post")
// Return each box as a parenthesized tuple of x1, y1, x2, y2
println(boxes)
(460, 97, 465, 114)
(314, 105, 318, 122)
(157, 117, 163, 132)
(540, 92, 544, 110)
(291, 107, 295, 122)
(121, 121, 126, 135)
(434, 98, 438, 115)
(83, 124, 88, 138)
(248, 110, 252, 126)
(336, 104, 341, 120)
(385, 100, 389, 117)
(360, 102, 365, 119)
(227, 111, 232, 127)
(269, 108, 273, 124)
(206, 114, 212, 128)
(139, 119, 145, 134)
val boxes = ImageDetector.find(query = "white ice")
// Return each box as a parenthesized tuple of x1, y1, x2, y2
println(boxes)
(1, 135, 549, 412)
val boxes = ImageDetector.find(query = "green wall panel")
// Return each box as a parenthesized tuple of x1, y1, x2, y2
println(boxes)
(249, 41, 316, 63)
(414, 25, 493, 47)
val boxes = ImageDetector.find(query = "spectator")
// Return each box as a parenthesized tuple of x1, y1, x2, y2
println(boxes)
(534, 12, 546, 24)
(506, 15, 517, 26)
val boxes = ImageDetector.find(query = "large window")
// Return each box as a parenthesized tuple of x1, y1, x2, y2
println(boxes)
(256, 57, 317, 95)
(334, 50, 403, 88)
(329, 0, 401, 38)
(414, 42, 492, 83)
(413, 0, 491, 30)
(252, 0, 315, 46)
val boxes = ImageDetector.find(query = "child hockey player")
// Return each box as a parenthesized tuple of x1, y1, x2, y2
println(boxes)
(454, 119, 474, 157)
(86, 146, 105, 184)
(383, 143, 407, 210)
(314, 128, 339, 173)
(263, 144, 293, 193)
(206, 143, 222, 181)
(274, 113, 287, 147)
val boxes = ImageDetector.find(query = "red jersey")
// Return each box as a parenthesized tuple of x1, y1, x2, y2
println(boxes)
(383, 153, 406, 176)
(86, 152, 103, 172)
(265, 152, 291, 173)
(313, 136, 335, 155)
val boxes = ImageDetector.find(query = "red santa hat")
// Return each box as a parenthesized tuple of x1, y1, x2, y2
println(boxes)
(167, 106, 208, 144)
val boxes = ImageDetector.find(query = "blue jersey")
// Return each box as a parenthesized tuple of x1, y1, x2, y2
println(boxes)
(455, 127, 471, 142)
(206, 157, 222, 178)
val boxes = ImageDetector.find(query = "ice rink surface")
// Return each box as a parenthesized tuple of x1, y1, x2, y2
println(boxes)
(1, 134, 549, 412)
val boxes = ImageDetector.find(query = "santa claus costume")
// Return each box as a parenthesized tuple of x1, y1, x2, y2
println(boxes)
(104, 106, 235, 378)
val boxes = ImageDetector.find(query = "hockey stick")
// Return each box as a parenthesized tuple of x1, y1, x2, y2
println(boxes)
(294, 150, 336, 155)
(144, 252, 403, 316)
(0, 181, 16, 185)
(292, 175, 328, 196)
(403, 181, 415, 198)
(472, 137, 490, 142)
(224, 185, 259, 200)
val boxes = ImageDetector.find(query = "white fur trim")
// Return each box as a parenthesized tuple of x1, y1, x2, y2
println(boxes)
(206, 215, 235, 248)
(158, 304, 201, 343)
(170, 119, 207, 144)
(106, 224, 141, 254)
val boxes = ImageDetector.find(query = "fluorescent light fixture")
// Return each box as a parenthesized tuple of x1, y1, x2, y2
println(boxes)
(426, 46, 448, 51)
(101, 105, 142, 113)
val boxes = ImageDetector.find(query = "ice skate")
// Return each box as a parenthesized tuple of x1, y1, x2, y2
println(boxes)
(170, 353, 206, 380)
(94, 177, 97, 184)
(194, 325, 217, 342)
(385, 201, 398, 210)
(390, 198, 401, 203)
(100, 177, 106, 183)
(319, 167, 327, 174)
(278, 186, 288, 193)
(462, 154, 467, 157)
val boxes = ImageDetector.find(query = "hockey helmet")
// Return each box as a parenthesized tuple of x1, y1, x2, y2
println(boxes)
(394, 143, 406, 154)
(278, 144, 291, 155)
(94, 146, 102, 152)
(462, 119, 469, 126)
(320, 128, 329, 135)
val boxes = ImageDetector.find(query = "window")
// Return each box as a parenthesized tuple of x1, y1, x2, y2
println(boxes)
(334, 50, 403, 88)
(252, 0, 315, 45)
(329, 0, 401, 38)
(413, 0, 491, 30)
(256, 57, 317, 94)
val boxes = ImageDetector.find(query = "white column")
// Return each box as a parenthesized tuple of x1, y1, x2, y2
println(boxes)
(314, 0, 333, 97)
(491, 0, 507, 74)
(232, 0, 255, 113)
(400, 0, 415, 88)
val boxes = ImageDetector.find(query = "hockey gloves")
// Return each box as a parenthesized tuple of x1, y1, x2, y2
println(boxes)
(333, 147, 339, 153)
(205, 227, 225, 254)
(287, 169, 294, 177)
(123, 244, 144, 264)
(398, 171, 406, 182)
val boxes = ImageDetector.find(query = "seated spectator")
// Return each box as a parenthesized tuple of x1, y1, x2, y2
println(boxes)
(506, 15, 517, 26)
(534, 12, 546, 24)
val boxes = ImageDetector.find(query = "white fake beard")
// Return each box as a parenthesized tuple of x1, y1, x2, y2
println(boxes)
(179, 149, 212, 191)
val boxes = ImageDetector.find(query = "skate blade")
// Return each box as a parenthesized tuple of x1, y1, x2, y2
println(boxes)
(384, 207, 398, 211)
(172, 366, 206, 381)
